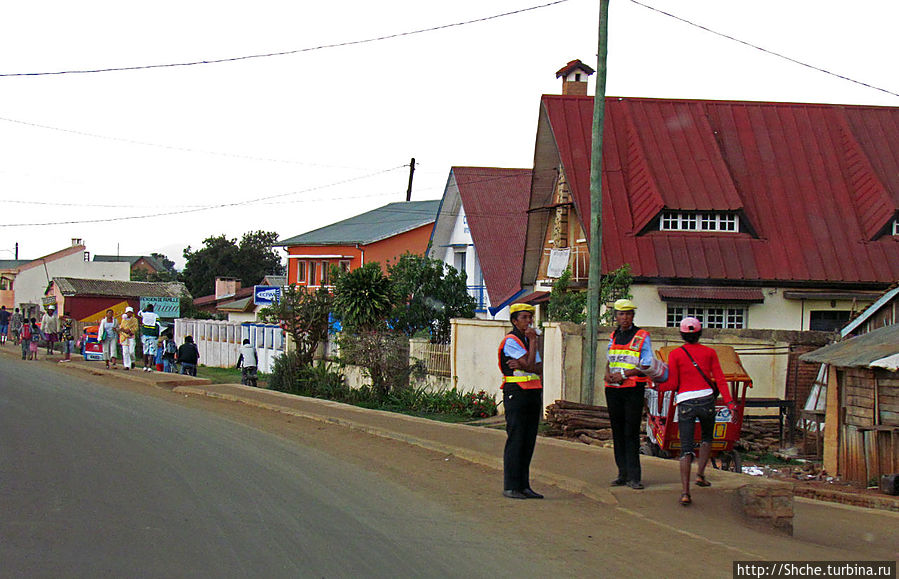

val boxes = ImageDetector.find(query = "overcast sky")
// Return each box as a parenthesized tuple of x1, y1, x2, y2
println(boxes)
(1, 0, 896, 269)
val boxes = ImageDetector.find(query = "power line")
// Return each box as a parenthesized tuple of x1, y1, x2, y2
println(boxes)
(0, 114, 382, 170)
(0, 165, 406, 227)
(629, 0, 899, 99)
(0, 1, 571, 78)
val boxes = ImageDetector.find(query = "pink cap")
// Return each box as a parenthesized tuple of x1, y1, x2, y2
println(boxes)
(679, 317, 702, 333)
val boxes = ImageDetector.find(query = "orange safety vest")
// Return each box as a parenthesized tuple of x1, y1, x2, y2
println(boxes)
(498, 334, 543, 390)
(605, 329, 650, 388)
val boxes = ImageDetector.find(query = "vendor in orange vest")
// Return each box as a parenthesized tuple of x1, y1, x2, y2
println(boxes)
(498, 303, 544, 500)
(605, 298, 653, 490)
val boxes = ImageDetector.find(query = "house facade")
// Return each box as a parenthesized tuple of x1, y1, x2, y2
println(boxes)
(522, 83, 899, 333)
(47, 277, 189, 325)
(11, 240, 130, 318)
(276, 200, 440, 287)
(428, 167, 532, 319)
(93, 254, 169, 278)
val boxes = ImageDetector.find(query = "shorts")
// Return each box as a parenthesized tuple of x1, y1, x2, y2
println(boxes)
(141, 335, 158, 355)
(677, 394, 716, 457)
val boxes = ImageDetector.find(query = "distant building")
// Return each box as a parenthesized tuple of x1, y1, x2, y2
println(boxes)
(275, 200, 440, 288)
(47, 277, 190, 324)
(93, 254, 169, 278)
(10, 239, 130, 318)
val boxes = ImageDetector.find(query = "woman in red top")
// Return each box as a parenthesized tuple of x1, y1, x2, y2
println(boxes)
(658, 317, 735, 506)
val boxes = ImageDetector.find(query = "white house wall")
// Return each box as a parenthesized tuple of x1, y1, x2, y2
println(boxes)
(438, 205, 491, 316)
(15, 251, 130, 309)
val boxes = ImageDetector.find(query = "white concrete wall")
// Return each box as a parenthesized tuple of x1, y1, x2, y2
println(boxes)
(174, 318, 285, 373)
(629, 284, 875, 331)
(15, 250, 129, 309)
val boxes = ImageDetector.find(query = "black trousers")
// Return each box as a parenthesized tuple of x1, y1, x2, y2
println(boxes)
(503, 387, 542, 491)
(606, 385, 645, 483)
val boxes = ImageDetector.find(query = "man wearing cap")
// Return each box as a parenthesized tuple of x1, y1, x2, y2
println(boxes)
(119, 307, 139, 370)
(40, 305, 60, 355)
(498, 303, 544, 500)
(605, 298, 653, 489)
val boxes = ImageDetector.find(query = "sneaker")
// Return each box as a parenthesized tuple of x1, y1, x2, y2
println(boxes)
(626, 480, 645, 490)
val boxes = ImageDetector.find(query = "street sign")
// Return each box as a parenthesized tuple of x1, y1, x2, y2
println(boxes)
(254, 285, 282, 305)
(140, 296, 180, 318)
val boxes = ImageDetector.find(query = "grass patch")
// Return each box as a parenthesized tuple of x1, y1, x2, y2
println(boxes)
(196, 365, 268, 387)
(740, 451, 803, 466)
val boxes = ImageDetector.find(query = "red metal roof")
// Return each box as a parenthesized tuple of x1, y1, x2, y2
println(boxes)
(539, 95, 899, 284)
(452, 167, 532, 306)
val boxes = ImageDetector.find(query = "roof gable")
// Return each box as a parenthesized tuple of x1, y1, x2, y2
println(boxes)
(450, 167, 532, 306)
(53, 277, 189, 298)
(277, 200, 440, 246)
(530, 95, 899, 285)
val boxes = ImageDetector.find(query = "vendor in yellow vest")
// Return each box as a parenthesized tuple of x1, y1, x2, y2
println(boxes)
(498, 303, 544, 500)
(605, 298, 653, 490)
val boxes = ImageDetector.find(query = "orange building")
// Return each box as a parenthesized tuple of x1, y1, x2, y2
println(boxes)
(276, 200, 440, 287)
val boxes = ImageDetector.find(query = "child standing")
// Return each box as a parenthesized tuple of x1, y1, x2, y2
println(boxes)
(60, 316, 75, 362)
(28, 318, 40, 360)
(155, 336, 165, 371)
(20, 316, 32, 359)
(162, 333, 177, 373)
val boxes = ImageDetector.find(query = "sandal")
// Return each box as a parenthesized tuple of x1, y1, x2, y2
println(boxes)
(695, 474, 711, 487)
(680, 493, 692, 506)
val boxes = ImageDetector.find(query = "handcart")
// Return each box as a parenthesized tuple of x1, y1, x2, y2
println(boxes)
(81, 325, 104, 361)
(644, 344, 752, 472)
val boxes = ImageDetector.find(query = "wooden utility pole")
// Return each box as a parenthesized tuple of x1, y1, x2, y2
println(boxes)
(581, 0, 610, 406)
(406, 157, 416, 201)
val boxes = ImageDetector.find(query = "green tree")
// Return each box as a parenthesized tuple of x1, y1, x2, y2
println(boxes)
(331, 262, 395, 332)
(546, 264, 633, 325)
(180, 230, 284, 297)
(258, 285, 333, 367)
(387, 253, 476, 344)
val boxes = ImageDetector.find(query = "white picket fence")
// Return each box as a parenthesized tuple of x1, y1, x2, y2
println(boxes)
(174, 318, 285, 373)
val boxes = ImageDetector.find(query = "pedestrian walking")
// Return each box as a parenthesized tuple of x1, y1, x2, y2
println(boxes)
(162, 333, 177, 373)
(97, 309, 119, 369)
(27, 318, 40, 360)
(656, 317, 736, 506)
(60, 316, 75, 361)
(138, 304, 160, 372)
(236, 338, 258, 386)
(20, 316, 33, 359)
(119, 307, 138, 370)
(177, 335, 200, 376)
(0, 305, 10, 345)
(499, 303, 544, 500)
(11, 307, 24, 345)
(605, 298, 653, 490)
(41, 305, 60, 354)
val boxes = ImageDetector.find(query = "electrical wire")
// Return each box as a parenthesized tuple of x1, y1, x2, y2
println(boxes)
(0, 0, 571, 78)
(629, 0, 899, 99)
(0, 165, 406, 227)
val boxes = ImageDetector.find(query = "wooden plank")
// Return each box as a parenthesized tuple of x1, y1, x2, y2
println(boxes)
(865, 430, 877, 482)
(877, 431, 892, 480)
(879, 409, 899, 425)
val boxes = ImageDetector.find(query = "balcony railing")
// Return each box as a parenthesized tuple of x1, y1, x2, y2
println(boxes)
(468, 285, 488, 312)
(542, 245, 589, 282)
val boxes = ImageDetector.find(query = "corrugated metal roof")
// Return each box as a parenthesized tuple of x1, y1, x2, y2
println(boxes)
(53, 277, 189, 298)
(0, 259, 30, 270)
(657, 286, 765, 302)
(799, 324, 899, 368)
(276, 200, 440, 246)
(452, 167, 532, 307)
(534, 95, 899, 285)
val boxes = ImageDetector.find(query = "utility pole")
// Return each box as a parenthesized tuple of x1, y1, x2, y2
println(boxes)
(406, 157, 416, 202)
(581, 0, 610, 406)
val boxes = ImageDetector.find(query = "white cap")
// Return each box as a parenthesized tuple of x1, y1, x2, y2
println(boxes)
(125, 306, 134, 313)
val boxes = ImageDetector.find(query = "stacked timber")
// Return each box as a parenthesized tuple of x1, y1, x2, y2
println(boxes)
(738, 419, 788, 453)
(545, 400, 612, 446)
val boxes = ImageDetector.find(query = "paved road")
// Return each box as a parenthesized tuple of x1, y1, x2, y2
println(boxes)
(0, 361, 556, 577)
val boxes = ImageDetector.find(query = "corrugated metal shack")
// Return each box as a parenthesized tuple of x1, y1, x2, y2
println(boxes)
(801, 324, 899, 485)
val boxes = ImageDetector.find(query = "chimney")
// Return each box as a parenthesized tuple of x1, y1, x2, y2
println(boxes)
(215, 277, 241, 299)
(555, 59, 595, 96)
(71, 238, 83, 246)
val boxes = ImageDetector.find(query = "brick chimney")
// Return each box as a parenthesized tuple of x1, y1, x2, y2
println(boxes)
(556, 59, 595, 96)
(215, 277, 241, 299)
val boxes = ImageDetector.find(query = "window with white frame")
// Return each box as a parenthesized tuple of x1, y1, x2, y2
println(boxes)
(297, 261, 306, 284)
(666, 304, 746, 329)
(660, 212, 739, 232)
(339, 260, 351, 273)
(308, 262, 317, 285)
(320, 262, 330, 286)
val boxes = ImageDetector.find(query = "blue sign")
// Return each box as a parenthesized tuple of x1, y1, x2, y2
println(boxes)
(254, 285, 282, 305)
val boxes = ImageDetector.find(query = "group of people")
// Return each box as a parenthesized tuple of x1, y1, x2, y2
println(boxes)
(95, 304, 200, 374)
(1, 304, 75, 361)
(499, 299, 735, 506)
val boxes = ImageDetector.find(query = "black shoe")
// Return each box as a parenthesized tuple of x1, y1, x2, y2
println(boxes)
(627, 480, 644, 490)
(503, 490, 528, 500)
(522, 488, 544, 499)
(610, 477, 627, 486)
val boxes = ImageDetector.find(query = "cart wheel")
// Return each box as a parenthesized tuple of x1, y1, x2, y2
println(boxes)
(718, 450, 742, 473)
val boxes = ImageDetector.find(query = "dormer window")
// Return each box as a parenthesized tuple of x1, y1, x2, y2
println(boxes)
(660, 211, 739, 233)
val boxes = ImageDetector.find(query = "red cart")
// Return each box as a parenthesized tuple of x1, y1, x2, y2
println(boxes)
(644, 344, 752, 472)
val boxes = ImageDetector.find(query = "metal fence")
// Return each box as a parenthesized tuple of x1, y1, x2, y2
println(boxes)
(410, 339, 451, 377)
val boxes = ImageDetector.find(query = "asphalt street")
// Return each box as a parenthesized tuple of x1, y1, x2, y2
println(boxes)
(0, 360, 557, 578)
